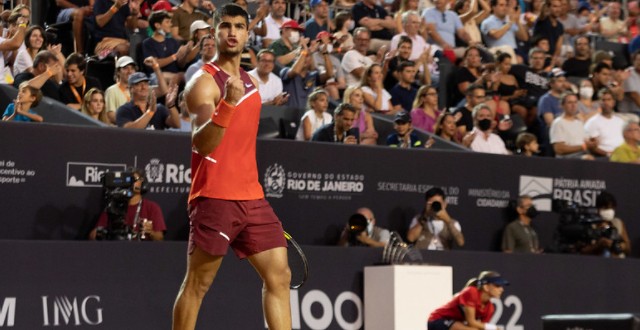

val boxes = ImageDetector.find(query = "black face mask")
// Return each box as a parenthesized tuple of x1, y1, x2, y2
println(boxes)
(478, 118, 492, 131)
(526, 206, 539, 219)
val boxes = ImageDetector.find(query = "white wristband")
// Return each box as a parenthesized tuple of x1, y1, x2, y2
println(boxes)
(484, 323, 498, 330)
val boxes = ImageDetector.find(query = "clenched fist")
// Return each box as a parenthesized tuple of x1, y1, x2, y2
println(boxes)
(223, 76, 245, 106)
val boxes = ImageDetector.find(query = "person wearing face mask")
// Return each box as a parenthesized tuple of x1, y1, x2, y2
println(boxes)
(407, 187, 465, 250)
(333, 12, 356, 52)
(502, 195, 541, 253)
(576, 80, 599, 121)
(269, 20, 309, 67)
(463, 103, 510, 154)
(337, 207, 390, 247)
(312, 31, 347, 101)
(580, 191, 631, 257)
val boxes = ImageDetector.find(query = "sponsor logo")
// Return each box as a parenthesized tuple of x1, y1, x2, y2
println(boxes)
(42, 296, 103, 327)
(519, 175, 553, 211)
(263, 163, 365, 201)
(519, 175, 607, 210)
(66, 162, 127, 187)
(142, 158, 191, 194)
(264, 163, 286, 198)
(0, 297, 16, 327)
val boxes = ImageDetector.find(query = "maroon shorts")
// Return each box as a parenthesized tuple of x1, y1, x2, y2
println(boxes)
(188, 198, 286, 259)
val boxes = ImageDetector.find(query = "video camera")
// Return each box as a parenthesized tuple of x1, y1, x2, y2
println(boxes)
(347, 213, 369, 246)
(96, 171, 136, 241)
(551, 200, 623, 254)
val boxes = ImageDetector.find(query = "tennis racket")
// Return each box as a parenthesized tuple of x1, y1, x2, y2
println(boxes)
(284, 231, 309, 289)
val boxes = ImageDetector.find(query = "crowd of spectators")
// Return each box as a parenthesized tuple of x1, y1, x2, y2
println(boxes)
(1, 0, 640, 164)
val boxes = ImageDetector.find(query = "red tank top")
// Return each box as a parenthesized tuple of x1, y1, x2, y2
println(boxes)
(188, 62, 264, 203)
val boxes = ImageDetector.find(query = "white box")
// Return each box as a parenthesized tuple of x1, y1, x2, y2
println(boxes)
(364, 265, 453, 330)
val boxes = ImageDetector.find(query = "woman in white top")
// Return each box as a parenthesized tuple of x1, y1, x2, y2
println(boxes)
(296, 89, 333, 141)
(13, 25, 45, 76)
(360, 63, 399, 115)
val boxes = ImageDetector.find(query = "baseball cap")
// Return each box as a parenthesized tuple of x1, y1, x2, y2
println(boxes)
(315, 31, 335, 41)
(547, 67, 566, 78)
(128, 72, 150, 86)
(152, 0, 174, 12)
(479, 271, 510, 286)
(394, 111, 411, 123)
(310, 0, 330, 7)
(280, 20, 305, 31)
(116, 56, 136, 69)
(190, 20, 211, 35)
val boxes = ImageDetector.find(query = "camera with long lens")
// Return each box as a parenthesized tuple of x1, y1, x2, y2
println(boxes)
(96, 171, 136, 241)
(551, 200, 624, 254)
(347, 213, 369, 246)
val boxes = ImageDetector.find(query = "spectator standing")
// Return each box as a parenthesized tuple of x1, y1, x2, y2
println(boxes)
(480, 0, 528, 61)
(599, 1, 629, 43)
(533, 0, 564, 66)
(502, 195, 541, 253)
(561, 35, 592, 78)
(59, 53, 102, 110)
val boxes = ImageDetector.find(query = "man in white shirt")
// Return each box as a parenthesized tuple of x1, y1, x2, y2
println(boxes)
(584, 88, 626, 157)
(248, 49, 288, 105)
(260, 0, 292, 48)
(341, 27, 375, 87)
(465, 103, 509, 155)
(550, 93, 598, 158)
(389, 11, 433, 61)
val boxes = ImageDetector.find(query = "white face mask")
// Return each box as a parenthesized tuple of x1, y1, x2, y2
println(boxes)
(347, 20, 355, 31)
(366, 221, 374, 235)
(325, 44, 333, 53)
(289, 30, 300, 44)
(579, 86, 594, 99)
(158, 29, 166, 36)
(599, 209, 615, 221)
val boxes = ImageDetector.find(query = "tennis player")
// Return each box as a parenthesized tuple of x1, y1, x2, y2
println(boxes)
(427, 271, 508, 330)
(172, 4, 291, 330)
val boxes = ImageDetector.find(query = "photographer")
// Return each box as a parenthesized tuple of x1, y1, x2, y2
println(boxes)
(580, 191, 631, 258)
(407, 187, 465, 250)
(337, 207, 390, 247)
(89, 168, 166, 241)
(502, 195, 541, 253)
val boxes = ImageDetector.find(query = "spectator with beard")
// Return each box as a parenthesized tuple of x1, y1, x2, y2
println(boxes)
(562, 35, 592, 78)
(533, 0, 564, 66)
(584, 88, 625, 158)
(312, 103, 359, 144)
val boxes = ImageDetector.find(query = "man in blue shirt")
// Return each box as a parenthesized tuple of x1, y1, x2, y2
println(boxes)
(116, 72, 181, 130)
(422, 0, 469, 58)
(93, 0, 140, 58)
(304, 0, 330, 40)
(480, 0, 528, 61)
(390, 61, 418, 113)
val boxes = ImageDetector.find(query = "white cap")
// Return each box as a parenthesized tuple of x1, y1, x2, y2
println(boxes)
(116, 56, 136, 68)
(190, 20, 211, 36)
